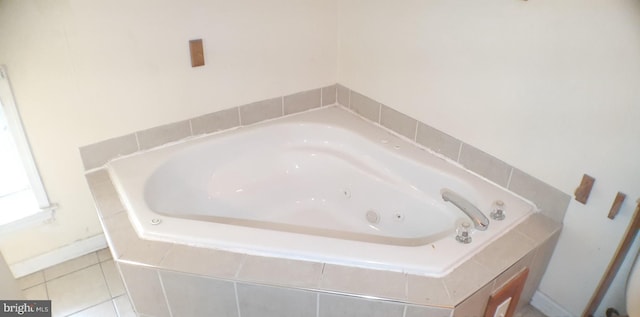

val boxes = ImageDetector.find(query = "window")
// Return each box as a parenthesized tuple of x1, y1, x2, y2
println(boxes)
(0, 65, 54, 230)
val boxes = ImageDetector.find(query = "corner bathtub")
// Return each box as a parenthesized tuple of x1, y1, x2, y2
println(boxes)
(107, 106, 536, 277)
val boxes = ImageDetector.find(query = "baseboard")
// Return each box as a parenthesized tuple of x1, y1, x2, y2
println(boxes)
(9, 234, 107, 278)
(531, 290, 575, 317)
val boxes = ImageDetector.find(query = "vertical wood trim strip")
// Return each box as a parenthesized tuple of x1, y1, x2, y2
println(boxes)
(583, 200, 640, 317)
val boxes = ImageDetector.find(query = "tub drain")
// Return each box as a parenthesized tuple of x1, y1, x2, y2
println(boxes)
(366, 210, 380, 224)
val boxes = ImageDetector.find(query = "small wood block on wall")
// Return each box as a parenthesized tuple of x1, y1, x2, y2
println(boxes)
(574, 174, 596, 204)
(189, 39, 205, 67)
(607, 192, 626, 220)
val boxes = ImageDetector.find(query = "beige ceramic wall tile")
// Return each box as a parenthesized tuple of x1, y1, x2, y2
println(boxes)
(380, 104, 417, 139)
(472, 230, 536, 277)
(237, 255, 323, 289)
(349, 90, 380, 123)
(322, 84, 337, 106)
(320, 264, 407, 301)
(405, 304, 453, 317)
(452, 280, 495, 317)
(458, 143, 513, 187)
(160, 244, 244, 279)
(508, 169, 570, 222)
(443, 259, 494, 305)
(136, 120, 191, 150)
(86, 171, 126, 219)
(337, 84, 350, 107)
(46, 264, 111, 317)
(318, 293, 405, 317)
(161, 270, 238, 317)
(519, 231, 561, 312)
(416, 122, 462, 161)
(239, 97, 283, 125)
(101, 212, 172, 265)
(492, 250, 535, 293)
(79, 134, 138, 170)
(236, 283, 317, 317)
(406, 275, 454, 307)
(284, 88, 321, 114)
(190, 107, 240, 135)
(118, 263, 170, 317)
(514, 213, 562, 243)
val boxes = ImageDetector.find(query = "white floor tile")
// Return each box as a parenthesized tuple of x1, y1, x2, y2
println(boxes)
(47, 264, 111, 317)
(113, 295, 136, 317)
(101, 260, 126, 297)
(44, 253, 99, 281)
(97, 248, 113, 262)
(18, 271, 45, 290)
(23, 284, 48, 300)
(67, 300, 118, 317)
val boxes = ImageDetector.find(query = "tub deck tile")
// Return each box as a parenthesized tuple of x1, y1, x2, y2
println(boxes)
(85, 170, 126, 219)
(319, 264, 407, 302)
(513, 213, 562, 243)
(407, 275, 454, 308)
(102, 212, 173, 266)
(472, 230, 536, 278)
(442, 258, 494, 305)
(160, 244, 245, 280)
(237, 254, 323, 289)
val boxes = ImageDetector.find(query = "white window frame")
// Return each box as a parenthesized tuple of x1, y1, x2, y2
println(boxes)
(0, 65, 55, 232)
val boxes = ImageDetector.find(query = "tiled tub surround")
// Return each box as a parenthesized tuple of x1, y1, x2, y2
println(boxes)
(81, 84, 569, 317)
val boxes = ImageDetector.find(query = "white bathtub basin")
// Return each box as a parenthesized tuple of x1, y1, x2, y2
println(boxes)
(108, 106, 535, 276)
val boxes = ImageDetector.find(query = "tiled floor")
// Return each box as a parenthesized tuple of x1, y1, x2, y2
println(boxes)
(16, 247, 548, 317)
(18, 248, 135, 317)
(516, 305, 547, 317)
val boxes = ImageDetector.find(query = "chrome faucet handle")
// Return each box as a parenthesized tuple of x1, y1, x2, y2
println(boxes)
(490, 200, 506, 220)
(456, 222, 473, 244)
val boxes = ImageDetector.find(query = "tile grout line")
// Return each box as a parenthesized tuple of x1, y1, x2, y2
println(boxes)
(281, 96, 284, 116)
(506, 167, 515, 188)
(98, 260, 113, 298)
(234, 282, 242, 317)
(43, 254, 101, 283)
(157, 270, 174, 317)
(63, 298, 114, 317)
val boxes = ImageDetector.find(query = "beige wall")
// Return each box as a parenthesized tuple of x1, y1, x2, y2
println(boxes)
(338, 0, 640, 315)
(0, 0, 337, 263)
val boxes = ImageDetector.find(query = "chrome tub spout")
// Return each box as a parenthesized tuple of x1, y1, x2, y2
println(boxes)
(441, 189, 489, 231)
